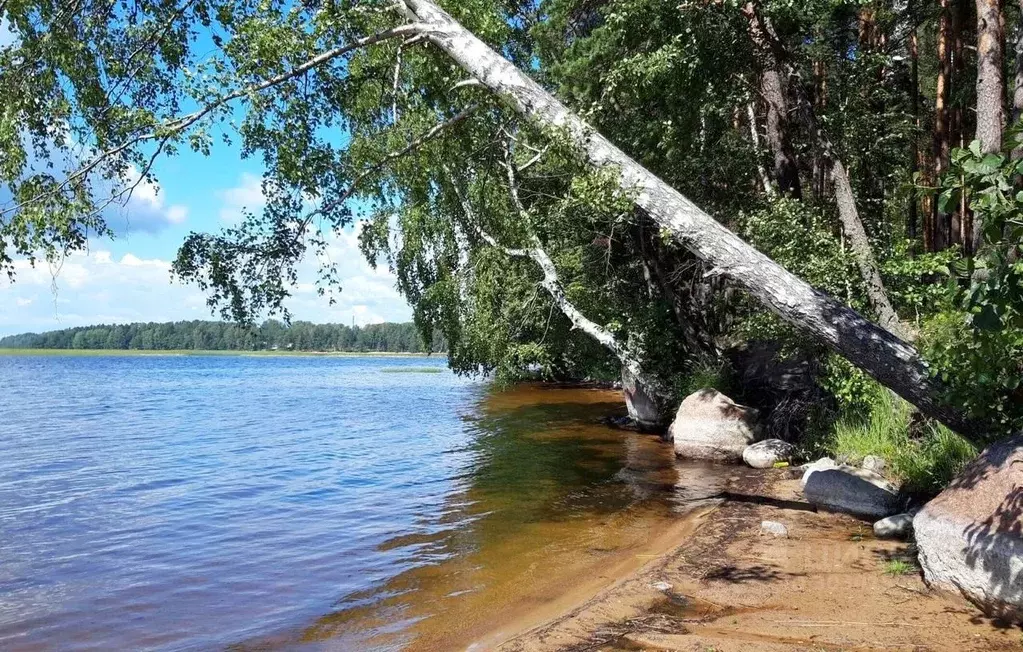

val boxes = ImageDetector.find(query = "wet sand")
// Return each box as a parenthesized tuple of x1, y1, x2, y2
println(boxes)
(489, 468, 1023, 651)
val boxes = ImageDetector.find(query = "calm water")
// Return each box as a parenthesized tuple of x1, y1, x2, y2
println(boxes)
(0, 354, 726, 651)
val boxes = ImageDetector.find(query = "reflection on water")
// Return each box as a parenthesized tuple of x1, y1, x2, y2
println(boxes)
(254, 384, 729, 651)
(0, 357, 732, 651)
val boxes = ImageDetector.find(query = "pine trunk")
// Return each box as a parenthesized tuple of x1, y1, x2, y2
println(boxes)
(761, 68, 802, 198)
(975, 0, 1006, 246)
(742, 3, 905, 337)
(934, 0, 952, 251)
(1013, 0, 1023, 159)
(909, 11, 920, 246)
(976, 0, 1006, 153)
(1013, 0, 1023, 160)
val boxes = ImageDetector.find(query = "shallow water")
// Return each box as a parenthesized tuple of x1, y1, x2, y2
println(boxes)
(0, 355, 728, 650)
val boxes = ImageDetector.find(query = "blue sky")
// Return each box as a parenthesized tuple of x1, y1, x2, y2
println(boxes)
(0, 22, 412, 336)
(0, 152, 413, 335)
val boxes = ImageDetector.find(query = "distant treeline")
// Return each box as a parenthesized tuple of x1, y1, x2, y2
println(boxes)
(0, 320, 446, 353)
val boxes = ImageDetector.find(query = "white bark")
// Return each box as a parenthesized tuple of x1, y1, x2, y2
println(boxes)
(747, 102, 775, 198)
(477, 227, 667, 427)
(398, 0, 975, 435)
(450, 149, 671, 426)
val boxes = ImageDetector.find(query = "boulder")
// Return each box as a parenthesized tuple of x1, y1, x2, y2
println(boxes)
(799, 457, 838, 487)
(760, 520, 789, 538)
(743, 439, 796, 469)
(914, 434, 1023, 623)
(668, 389, 759, 462)
(802, 465, 901, 519)
(862, 455, 887, 475)
(874, 513, 914, 539)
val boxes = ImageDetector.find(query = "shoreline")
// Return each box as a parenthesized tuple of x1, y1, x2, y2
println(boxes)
(0, 348, 444, 358)
(490, 467, 1020, 651)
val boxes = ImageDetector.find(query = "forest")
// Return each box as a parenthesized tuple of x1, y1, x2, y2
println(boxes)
(3, 0, 1023, 478)
(0, 321, 445, 353)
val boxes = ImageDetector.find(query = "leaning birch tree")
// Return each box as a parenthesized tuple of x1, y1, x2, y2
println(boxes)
(0, 0, 980, 434)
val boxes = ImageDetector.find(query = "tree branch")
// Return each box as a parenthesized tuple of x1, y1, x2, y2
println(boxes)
(2, 22, 427, 219)
(310, 105, 476, 223)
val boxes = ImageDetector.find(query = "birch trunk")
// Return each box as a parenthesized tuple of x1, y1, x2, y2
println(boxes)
(398, 0, 977, 436)
(479, 229, 669, 428)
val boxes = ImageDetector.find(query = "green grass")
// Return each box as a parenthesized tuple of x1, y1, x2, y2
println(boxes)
(882, 559, 916, 576)
(380, 366, 444, 373)
(670, 359, 734, 403)
(826, 384, 978, 496)
(0, 348, 440, 358)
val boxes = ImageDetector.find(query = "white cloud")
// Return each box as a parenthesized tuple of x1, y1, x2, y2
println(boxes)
(105, 165, 190, 235)
(218, 173, 265, 224)
(0, 128, 187, 236)
(166, 205, 189, 225)
(0, 234, 411, 334)
(279, 222, 409, 326)
(210, 175, 410, 324)
(0, 175, 415, 334)
(1, 251, 205, 333)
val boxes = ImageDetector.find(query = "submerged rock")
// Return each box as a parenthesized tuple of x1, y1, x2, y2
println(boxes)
(801, 465, 901, 519)
(621, 365, 665, 431)
(914, 434, 1023, 623)
(668, 389, 759, 463)
(760, 520, 789, 538)
(743, 439, 796, 469)
(874, 513, 914, 539)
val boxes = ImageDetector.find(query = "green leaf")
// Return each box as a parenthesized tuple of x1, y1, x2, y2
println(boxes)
(938, 189, 958, 214)
(972, 304, 1003, 331)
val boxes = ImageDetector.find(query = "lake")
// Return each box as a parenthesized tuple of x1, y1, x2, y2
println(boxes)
(0, 354, 727, 650)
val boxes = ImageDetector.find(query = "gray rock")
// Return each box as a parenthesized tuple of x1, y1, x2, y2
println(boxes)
(862, 455, 887, 475)
(874, 513, 914, 539)
(668, 389, 759, 462)
(799, 457, 838, 487)
(743, 439, 796, 469)
(914, 433, 1023, 623)
(760, 520, 789, 538)
(651, 581, 673, 592)
(801, 465, 901, 519)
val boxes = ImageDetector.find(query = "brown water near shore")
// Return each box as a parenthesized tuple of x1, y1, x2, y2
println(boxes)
(244, 383, 739, 651)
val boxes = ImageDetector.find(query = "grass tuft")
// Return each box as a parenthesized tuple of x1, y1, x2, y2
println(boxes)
(826, 384, 978, 497)
(670, 359, 733, 403)
(882, 559, 916, 576)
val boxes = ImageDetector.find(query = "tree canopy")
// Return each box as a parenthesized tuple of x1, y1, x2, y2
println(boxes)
(3, 0, 1023, 437)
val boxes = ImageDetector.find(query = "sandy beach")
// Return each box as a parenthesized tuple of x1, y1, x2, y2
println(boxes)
(490, 468, 1022, 651)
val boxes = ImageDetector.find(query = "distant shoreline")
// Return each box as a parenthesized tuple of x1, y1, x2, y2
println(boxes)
(0, 349, 444, 358)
